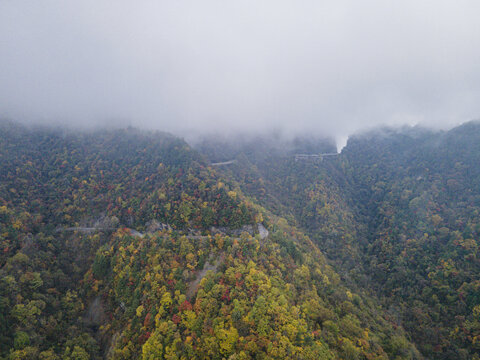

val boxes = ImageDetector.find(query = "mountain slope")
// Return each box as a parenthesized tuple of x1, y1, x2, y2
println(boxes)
(0, 122, 418, 359)
(342, 123, 480, 358)
(197, 122, 480, 359)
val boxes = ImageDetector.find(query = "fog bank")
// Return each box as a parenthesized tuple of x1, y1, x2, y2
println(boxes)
(1, 1, 479, 140)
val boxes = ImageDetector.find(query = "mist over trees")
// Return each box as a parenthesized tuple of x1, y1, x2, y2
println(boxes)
(2, 1, 480, 359)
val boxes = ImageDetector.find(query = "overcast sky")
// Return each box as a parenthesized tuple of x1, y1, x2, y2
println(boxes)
(1, 1, 480, 141)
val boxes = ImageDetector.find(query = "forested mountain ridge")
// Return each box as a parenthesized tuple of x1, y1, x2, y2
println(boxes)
(0, 121, 419, 359)
(2, 119, 479, 359)
(198, 121, 480, 359)
(342, 123, 480, 358)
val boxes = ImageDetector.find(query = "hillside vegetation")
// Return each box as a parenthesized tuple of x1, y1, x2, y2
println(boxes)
(0, 122, 419, 359)
(198, 122, 480, 359)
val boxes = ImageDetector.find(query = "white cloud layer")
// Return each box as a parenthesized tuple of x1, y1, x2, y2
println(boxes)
(1, 0, 480, 138)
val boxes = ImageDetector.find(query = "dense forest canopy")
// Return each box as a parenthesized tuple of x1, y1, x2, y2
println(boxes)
(1, 120, 479, 359)
(196, 121, 480, 359)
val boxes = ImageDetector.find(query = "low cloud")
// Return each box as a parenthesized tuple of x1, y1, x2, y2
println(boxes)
(1, 0, 479, 139)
